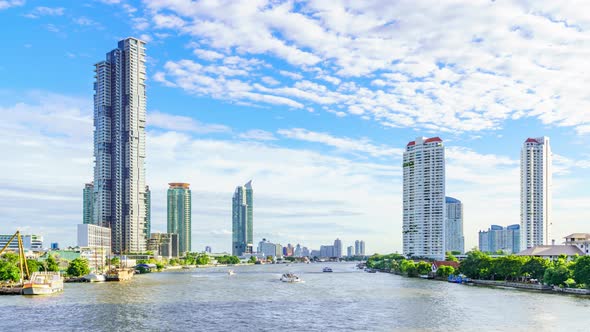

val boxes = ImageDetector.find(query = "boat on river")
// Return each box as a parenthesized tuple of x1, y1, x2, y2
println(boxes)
(84, 273, 106, 282)
(22, 272, 64, 295)
(322, 267, 333, 272)
(227, 270, 235, 276)
(280, 273, 302, 283)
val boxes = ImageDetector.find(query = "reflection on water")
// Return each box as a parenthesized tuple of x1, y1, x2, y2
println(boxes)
(1, 263, 589, 331)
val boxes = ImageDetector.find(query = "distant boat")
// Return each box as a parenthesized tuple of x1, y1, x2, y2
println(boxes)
(227, 270, 235, 276)
(84, 273, 106, 282)
(22, 272, 64, 295)
(365, 268, 377, 273)
(322, 267, 333, 273)
(280, 273, 302, 283)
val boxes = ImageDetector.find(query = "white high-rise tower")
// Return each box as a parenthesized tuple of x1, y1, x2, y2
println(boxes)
(520, 137, 552, 250)
(403, 137, 445, 260)
(93, 37, 147, 254)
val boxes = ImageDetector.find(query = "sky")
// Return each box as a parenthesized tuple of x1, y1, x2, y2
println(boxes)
(1, 0, 590, 254)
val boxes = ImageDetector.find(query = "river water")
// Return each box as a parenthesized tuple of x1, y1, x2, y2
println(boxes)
(1, 262, 589, 331)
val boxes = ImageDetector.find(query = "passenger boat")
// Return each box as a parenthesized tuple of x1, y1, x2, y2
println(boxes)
(84, 273, 106, 282)
(322, 267, 333, 273)
(22, 272, 64, 295)
(280, 273, 302, 283)
(227, 270, 235, 276)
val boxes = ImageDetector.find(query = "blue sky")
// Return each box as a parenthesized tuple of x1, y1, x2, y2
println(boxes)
(1, 0, 590, 253)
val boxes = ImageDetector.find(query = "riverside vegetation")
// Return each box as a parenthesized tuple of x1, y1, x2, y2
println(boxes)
(366, 251, 590, 289)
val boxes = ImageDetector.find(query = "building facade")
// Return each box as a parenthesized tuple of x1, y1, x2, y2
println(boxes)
(445, 197, 465, 253)
(93, 37, 148, 254)
(83, 182, 94, 224)
(0, 234, 43, 251)
(347, 246, 353, 257)
(320, 245, 334, 258)
(77, 224, 112, 270)
(360, 240, 365, 256)
(520, 137, 552, 250)
(403, 137, 446, 260)
(563, 233, 590, 255)
(232, 180, 253, 256)
(147, 233, 179, 258)
(478, 224, 520, 254)
(333, 238, 342, 258)
(167, 183, 191, 255)
(145, 185, 151, 242)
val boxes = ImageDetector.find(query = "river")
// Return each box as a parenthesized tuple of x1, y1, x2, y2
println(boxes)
(1, 262, 589, 331)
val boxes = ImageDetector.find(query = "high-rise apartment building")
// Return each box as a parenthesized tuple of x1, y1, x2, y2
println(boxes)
(347, 246, 353, 257)
(83, 183, 94, 224)
(360, 240, 365, 256)
(232, 180, 253, 256)
(93, 37, 148, 254)
(445, 197, 465, 254)
(147, 233, 179, 258)
(167, 183, 192, 255)
(520, 137, 552, 250)
(403, 137, 446, 260)
(355, 240, 360, 256)
(334, 238, 342, 258)
(479, 224, 520, 254)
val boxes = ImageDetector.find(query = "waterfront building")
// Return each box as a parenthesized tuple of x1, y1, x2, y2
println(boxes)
(232, 180, 254, 256)
(334, 238, 342, 258)
(360, 240, 365, 256)
(520, 137, 552, 250)
(516, 245, 583, 261)
(563, 233, 590, 255)
(403, 137, 446, 260)
(274, 243, 283, 258)
(148, 233, 179, 258)
(83, 182, 94, 224)
(167, 183, 192, 255)
(259, 239, 281, 258)
(478, 224, 520, 254)
(302, 247, 310, 257)
(93, 37, 148, 254)
(355, 240, 360, 256)
(347, 246, 353, 257)
(320, 245, 334, 258)
(282, 247, 288, 256)
(445, 197, 465, 254)
(205, 246, 212, 253)
(51, 242, 59, 250)
(294, 244, 302, 257)
(0, 234, 43, 251)
(77, 224, 111, 270)
(310, 249, 321, 258)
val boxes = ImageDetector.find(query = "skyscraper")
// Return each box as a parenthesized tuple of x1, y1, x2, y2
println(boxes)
(359, 240, 365, 256)
(403, 137, 445, 260)
(232, 180, 253, 256)
(355, 240, 360, 256)
(520, 137, 552, 250)
(445, 197, 465, 254)
(93, 37, 147, 254)
(333, 238, 342, 258)
(83, 182, 94, 224)
(167, 183, 192, 255)
(347, 246, 353, 257)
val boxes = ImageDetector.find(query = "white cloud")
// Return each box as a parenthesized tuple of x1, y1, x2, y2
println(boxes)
(148, 111, 230, 134)
(142, 0, 590, 134)
(0, 0, 24, 10)
(25, 6, 64, 18)
(239, 129, 277, 141)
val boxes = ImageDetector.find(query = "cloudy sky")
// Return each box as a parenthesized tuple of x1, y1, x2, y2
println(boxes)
(1, 0, 590, 254)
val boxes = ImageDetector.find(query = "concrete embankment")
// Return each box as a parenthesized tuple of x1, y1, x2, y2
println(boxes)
(471, 279, 552, 291)
(0, 286, 23, 295)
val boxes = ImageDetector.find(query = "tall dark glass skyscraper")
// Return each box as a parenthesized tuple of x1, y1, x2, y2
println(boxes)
(167, 183, 191, 255)
(93, 37, 147, 254)
(232, 180, 253, 256)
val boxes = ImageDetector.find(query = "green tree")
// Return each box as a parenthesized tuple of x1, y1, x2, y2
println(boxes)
(436, 265, 455, 278)
(0, 253, 20, 282)
(573, 255, 590, 288)
(459, 250, 492, 279)
(491, 255, 524, 281)
(521, 256, 550, 280)
(249, 256, 257, 264)
(25, 259, 40, 274)
(45, 254, 60, 272)
(416, 261, 432, 275)
(110, 257, 120, 267)
(67, 258, 90, 277)
(400, 260, 417, 277)
(445, 252, 459, 262)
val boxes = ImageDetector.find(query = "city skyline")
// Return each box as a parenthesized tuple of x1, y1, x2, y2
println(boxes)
(2, 1, 590, 253)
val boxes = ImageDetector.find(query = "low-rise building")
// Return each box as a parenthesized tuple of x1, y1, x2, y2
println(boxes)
(516, 245, 584, 260)
(0, 234, 43, 251)
(563, 233, 590, 255)
(77, 224, 112, 271)
(148, 233, 179, 258)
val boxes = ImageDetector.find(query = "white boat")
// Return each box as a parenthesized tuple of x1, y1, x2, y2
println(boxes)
(227, 270, 235, 276)
(280, 273, 302, 283)
(22, 272, 64, 295)
(84, 273, 106, 282)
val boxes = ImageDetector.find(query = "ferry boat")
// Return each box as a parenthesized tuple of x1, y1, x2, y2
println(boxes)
(227, 270, 235, 276)
(280, 273, 302, 283)
(322, 267, 333, 273)
(22, 272, 64, 295)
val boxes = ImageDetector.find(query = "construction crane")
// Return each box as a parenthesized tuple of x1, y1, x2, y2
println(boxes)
(0, 230, 31, 283)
